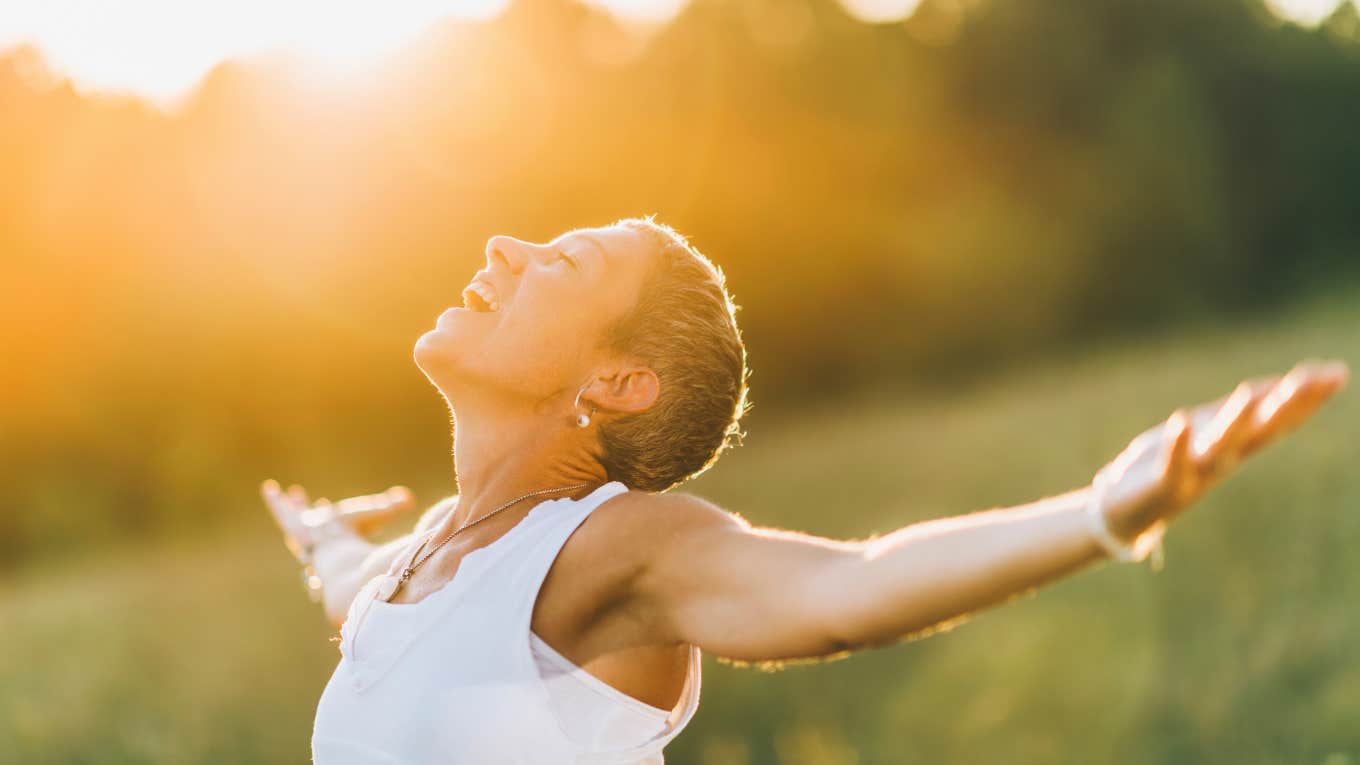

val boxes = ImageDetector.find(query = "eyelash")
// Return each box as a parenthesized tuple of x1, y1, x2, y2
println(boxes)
(558, 252, 579, 270)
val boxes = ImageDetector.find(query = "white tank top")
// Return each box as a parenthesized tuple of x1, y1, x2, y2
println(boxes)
(530, 631, 671, 757)
(312, 481, 703, 764)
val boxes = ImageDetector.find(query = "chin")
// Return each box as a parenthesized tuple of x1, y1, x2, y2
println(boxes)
(414, 327, 465, 384)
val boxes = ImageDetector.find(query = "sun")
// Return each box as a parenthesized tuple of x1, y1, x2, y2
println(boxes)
(0, 0, 511, 108)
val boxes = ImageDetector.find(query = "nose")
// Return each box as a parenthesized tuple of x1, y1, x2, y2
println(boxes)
(485, 235, 528, 275)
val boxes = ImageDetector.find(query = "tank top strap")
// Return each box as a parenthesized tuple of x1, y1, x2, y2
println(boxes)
(502, 480, 633, 638)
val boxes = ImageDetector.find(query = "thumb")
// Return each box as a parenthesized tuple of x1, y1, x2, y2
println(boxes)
(384, 486, 416, 513)
(338, 486, 417, 535)
(1162, 410, 1194, 512)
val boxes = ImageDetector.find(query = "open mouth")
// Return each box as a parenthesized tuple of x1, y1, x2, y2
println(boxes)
(461, 279, 500, 313)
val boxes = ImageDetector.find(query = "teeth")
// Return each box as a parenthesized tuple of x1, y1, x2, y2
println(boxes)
(467, 281, 500, 312)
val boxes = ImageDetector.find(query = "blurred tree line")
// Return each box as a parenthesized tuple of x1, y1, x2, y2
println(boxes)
(1, 0, 1358, 565)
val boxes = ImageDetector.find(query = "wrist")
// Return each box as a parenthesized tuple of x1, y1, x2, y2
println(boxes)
(295, 513, 364, 604)
(1085, 468, 1167, 566)
(296, 509, 360, 565)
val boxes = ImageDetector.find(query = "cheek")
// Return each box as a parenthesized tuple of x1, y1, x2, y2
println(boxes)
(506, 319, 588, 372)
(415, 294, 609, 396)
(517, 292, 596, 341)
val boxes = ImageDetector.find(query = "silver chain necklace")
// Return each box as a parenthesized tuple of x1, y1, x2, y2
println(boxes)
(377, 482, 592, 603)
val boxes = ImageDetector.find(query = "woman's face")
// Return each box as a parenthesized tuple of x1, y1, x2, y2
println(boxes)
(414, 224, 654, 410)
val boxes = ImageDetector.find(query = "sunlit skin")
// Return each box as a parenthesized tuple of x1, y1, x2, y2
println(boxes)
(263, 222, 1350, 713)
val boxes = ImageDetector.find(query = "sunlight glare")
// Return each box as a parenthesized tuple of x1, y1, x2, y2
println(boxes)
(836, 0, 925, 24)
(0, 0, 510, 107)
(1263, 0, 1343, 25)
(580, 0, 691, 25)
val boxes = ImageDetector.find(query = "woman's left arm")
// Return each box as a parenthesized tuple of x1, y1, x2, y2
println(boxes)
(622, 360, 1347, 664)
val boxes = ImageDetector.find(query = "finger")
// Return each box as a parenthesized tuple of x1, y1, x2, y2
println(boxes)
(1162, 410, 1193, 504)
(335, 491, 385, 513)
(1206, 383, 1258, 475)
(1227, 373, 1279, 399)
(385, 486, 416, 512)
(1187, 392, 1234, 442)
(1193, 382, 1257, 467)
(262, 479, 289, 511)
(1265, 376, 1343, 434)
(1185, 372, 1284, 448)
(1337, 359, 1352, 389)
(336, 486, 416, 517)
(339, 500, 413, 537)
(1292, 359, 1349, 399)
(1258, 360, 1347, 427)
(261, 479, 287, 514)
(288, 484, 310, 506)
(262, 480, 302, 531)
(1243, 362, 1348, 455)
(1238, 373, 1285, 414)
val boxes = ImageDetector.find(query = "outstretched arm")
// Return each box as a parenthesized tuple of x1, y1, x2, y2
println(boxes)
(261, 481, 454, 627)
(619, 360, 1348, 665)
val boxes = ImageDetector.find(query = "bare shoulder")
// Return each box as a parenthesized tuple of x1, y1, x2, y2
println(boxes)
(572, 489, 756, 609)
(549, 489, 751, 651)
(557, 489, 753, 599)
(586, 489, 753, 567)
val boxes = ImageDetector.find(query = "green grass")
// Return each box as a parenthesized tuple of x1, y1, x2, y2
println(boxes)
(3, 289, 1358, 765)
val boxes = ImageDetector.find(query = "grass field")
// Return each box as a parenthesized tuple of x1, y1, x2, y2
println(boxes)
(2, 289, 1357, 765)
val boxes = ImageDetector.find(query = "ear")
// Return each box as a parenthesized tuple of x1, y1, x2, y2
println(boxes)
(587, 364, 660, 416)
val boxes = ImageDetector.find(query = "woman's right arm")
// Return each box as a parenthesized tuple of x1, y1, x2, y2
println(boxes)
(261, 481, 455, 627)
(313, 499, 455, 626)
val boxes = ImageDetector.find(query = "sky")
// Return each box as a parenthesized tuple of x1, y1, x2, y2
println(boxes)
(0, 0, 1352, 108)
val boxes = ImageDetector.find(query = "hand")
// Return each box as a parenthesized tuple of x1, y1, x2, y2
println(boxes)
(260, 479, 416, 561)
(1095, 359, 1349, 548)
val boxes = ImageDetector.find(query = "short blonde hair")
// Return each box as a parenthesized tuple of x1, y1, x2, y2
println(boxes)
(595, 215, 751, 492)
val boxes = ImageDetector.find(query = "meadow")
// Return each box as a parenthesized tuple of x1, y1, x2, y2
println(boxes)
(2, 286, 1356, 765)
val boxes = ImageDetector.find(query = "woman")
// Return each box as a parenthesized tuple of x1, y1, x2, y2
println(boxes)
(262, 215, 1348, 764)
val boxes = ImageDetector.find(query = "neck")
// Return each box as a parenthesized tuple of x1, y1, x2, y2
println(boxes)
(444, 395, 609, 530)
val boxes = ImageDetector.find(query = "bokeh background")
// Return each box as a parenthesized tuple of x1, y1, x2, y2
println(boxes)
(1, 0, 1358, 762)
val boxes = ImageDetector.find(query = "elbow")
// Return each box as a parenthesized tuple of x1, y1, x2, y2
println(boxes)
(810, 547, 878, 655)
(821, 630, 862, 657)
(821, 539, 965, 651)
(814, 543, 937, 653)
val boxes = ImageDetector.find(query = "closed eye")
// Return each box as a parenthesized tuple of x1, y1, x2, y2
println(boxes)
(558, 251, 580, 271)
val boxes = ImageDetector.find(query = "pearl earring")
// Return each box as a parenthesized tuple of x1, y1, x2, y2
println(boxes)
(573, 385, 594, 428)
